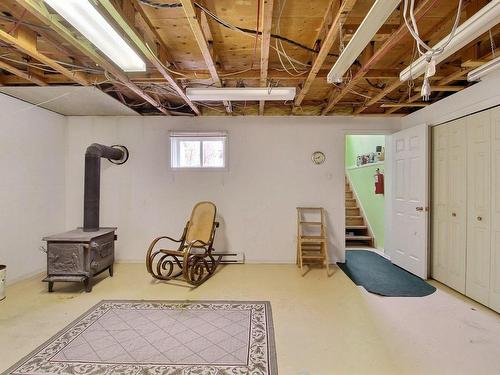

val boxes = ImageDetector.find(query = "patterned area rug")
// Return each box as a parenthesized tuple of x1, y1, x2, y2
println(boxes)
(4, 300, 277, 375)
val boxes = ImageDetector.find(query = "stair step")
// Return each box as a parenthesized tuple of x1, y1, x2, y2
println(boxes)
(346, 235, 372, 240)
(346, 241, 374, 248)
(346, 225, 368, 230)
(346, 208, 360, 215)
(346, 216, 364, 225)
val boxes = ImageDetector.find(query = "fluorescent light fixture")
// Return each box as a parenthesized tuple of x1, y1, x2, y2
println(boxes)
(44, 0, 146, 72)
(400, 0, 500, 82)
(467, 56, 500, 82)
(186, 87, 296, 101)
(327, 0, 401, 84)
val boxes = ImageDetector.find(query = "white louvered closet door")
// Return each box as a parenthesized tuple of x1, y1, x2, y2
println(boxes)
(466, 110, 492, 306)
(490, 106, 500, 312)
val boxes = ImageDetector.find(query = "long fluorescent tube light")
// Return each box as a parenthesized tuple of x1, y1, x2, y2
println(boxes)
(186, 87, 296, 101)
(44, 0, 146, 72)
(467, 56, 500, 82)
(400, 0, 500, 82)
(327, 0, 401, 84)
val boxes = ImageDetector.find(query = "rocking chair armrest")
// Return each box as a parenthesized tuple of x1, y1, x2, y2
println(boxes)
(153, 235, 183, 243)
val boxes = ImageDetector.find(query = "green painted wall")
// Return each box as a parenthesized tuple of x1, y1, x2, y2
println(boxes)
(345, 135, 385, 249)
(345, 134, 385, 168)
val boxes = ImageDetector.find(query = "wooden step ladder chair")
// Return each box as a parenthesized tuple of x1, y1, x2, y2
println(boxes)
(296, 207, 330, 275)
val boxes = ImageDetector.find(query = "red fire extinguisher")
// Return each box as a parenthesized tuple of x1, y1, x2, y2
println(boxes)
(374, 168, 384, 195)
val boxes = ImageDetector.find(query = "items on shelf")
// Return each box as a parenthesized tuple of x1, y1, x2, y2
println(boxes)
(355, 146, 385, 166)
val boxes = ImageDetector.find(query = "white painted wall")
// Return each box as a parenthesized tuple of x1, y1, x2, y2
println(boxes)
(401, 71, 500, 128)
(65, 116, 400, 264)
(0, 94, 66, 284)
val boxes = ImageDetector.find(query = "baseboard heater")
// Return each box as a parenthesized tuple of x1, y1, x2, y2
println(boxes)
(213, 252, 245, 264)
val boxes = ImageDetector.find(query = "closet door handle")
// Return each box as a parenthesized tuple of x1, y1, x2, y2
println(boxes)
(451, 212, 457, 217)
(477, 216, 483, 221)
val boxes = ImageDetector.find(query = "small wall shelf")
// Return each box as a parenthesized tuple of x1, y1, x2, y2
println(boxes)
(346, 161, 384, 171)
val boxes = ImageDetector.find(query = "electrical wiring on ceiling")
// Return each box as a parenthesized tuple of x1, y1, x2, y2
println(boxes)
(0, 14, 52, 31)
(193, 1, 313, 71)
(0, 55, 58, 73)
(0, 52, 104, 75)
(137, 0, 338, 58)
(403, 0, 464, 100)
(136, 0, 182, 8)
(274, 0, 308, 76)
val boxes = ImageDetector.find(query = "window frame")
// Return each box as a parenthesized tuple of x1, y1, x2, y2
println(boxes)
(170, 131, 228, 171)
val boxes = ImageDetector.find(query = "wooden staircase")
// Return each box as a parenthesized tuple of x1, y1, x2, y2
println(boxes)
(345, 177, 374, 248)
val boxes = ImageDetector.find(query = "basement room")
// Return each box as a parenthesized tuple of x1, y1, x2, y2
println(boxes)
(1, 0, 500, 374)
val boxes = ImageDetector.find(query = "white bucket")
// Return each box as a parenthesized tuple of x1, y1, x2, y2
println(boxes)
(0, 265, 5, 301)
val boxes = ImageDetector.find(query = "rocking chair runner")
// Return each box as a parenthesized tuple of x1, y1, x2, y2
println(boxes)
(146, 201, 221, 286)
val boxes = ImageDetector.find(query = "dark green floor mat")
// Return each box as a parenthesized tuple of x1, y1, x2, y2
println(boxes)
(338, 250, 436, 297)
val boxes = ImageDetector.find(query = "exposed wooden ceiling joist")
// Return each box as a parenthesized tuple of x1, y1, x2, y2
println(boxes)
(259, 0, 274, 115)
(0, 59, 47, 86)
(384, 47, 500, 114)
(0, 0, 495, 116)
(0, 27, 90, 86)
(293, 0, 358, 110)
(179, 0, 232, 114)
(321, 0, 440, 115)
(13, 0, 170, 115)
(96, 0, 200, 115)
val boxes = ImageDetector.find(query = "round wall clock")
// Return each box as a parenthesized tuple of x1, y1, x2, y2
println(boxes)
(312, 151, 326, 165)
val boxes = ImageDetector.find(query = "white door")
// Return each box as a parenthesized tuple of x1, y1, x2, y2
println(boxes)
(466, 110, 491, 306)
(490, 106, 500, 312)
(390, 124, 429, 279)
(431, 119, 467, 293)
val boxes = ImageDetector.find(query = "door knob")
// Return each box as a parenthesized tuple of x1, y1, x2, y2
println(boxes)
(452, 212, 457, 217)
(477, 216, 483, 221)
(416, 207, 424, 212)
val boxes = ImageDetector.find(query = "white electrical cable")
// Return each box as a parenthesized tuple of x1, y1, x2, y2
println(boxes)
(403, 0, 464, 101)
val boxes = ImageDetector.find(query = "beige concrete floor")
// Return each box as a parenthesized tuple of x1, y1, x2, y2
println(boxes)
(1, 263, 500, 374)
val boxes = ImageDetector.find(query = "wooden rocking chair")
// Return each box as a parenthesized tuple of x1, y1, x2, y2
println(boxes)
(146, 201, 221, 286)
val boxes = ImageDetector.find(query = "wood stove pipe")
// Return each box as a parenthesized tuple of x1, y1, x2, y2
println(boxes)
(84, 143, 128, 232)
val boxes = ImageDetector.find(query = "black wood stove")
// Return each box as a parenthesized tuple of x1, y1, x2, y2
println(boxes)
(42, 143, 128, 292)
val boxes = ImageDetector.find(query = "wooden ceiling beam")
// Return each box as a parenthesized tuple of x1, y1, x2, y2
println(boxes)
(307, 0, 337, 63)
(380, 102, 430, 108)
(130, 0, 179, 69)
(180, 0, 232, 114)
(0, 27, 90, 86)
(0, 68, 407, 85)
(0, 59, 47, 86)
(96, 0, 200, 115)
(352, 78, 402, 114)
(13, 0, 170, 115)
(343, 24, 399, 43)
(321, 0, 439, 115)
(259, 0, 274, 116)
(293, 0, 358, 109)
(384, 48, 500, 114)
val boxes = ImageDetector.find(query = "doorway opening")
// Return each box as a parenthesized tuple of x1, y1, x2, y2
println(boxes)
(344, 134, 386, 254)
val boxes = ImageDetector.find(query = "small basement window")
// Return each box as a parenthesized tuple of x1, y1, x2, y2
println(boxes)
(170, 131, 227, 169)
